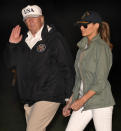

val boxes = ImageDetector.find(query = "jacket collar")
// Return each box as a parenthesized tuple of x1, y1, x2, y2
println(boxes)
(77, 34, 101, 50)
(23, 24, 55, 42)
(41, 24, 56, 41)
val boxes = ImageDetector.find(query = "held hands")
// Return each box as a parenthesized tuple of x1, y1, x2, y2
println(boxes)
(9, 25, 23, 44)
(63, 90, 96, 115)
(62, 101, 72, 117)
(62, 97, 86, 117)
(62, 95, 73, 117)
(62, 98, 85, 117)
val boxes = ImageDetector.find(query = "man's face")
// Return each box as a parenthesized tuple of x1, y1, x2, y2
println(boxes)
(25, 16, 44, 35)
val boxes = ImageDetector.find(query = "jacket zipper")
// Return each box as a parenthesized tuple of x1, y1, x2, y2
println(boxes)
(78, 49, 86, 111)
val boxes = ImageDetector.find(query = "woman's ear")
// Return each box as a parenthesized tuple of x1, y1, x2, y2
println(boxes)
(95, 23, 100, 30)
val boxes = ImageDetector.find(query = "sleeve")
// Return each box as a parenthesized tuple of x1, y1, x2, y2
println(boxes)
(89, 44, 112, 94)
(3, 42, 19, 69)
(55, 34, 75, 98)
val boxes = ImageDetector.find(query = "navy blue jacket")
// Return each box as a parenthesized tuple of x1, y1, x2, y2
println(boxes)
(4, 25, 75, 105)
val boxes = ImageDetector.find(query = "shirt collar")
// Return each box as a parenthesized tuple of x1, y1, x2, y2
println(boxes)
(27, 25, 44, 39)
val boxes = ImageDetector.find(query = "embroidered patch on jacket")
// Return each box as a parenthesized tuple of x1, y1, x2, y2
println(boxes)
(36, 44, 46, 53)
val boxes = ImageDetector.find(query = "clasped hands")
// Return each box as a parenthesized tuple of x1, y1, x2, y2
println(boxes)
(62, 97, 86, 117)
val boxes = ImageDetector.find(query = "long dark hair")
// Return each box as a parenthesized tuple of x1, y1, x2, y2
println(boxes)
(98, 21, 113, 50)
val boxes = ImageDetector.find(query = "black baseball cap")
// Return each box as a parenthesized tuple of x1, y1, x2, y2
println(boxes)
(76, 11, 102, 25)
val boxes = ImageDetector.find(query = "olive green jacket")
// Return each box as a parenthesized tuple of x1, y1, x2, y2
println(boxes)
(72, 34, 115, 110)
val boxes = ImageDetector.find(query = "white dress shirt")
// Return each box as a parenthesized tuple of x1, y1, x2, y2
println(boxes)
(25, 25, 44, 49)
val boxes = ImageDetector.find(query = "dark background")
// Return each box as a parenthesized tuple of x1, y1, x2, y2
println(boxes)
(0, 0, 121, 131)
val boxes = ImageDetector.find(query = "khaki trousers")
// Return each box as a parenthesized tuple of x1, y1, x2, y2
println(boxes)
(24, 101, 60, 131)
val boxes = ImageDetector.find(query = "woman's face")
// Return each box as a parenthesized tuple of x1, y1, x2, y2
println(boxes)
(80, 23, 99, 38)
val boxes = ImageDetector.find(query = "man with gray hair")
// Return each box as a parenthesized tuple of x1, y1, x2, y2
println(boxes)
(4, 4, 75, 131)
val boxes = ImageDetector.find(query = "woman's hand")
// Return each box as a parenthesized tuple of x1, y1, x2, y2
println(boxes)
(71, 97, 86, 111)
(71, 90, 96, 111)
(9, 25, 23, 44)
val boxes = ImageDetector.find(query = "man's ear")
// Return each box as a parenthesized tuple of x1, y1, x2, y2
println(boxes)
(40, 16, 44, 24)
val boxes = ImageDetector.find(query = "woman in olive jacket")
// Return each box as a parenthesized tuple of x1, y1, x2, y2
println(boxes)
(63, 11, 115, 131)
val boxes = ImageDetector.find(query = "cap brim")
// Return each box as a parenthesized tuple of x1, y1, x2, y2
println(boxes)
(23, 14, 41, 21)
(74, 21, 90, 27)
(76, 21, 89, 24)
